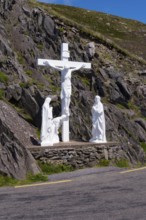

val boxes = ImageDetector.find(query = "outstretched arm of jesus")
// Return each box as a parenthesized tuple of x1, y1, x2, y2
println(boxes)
(71, 64, 86, 72)
(43, 61, 64, 71)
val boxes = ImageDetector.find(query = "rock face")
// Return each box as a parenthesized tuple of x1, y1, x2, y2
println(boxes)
(0, 0, 146, 168)
(0, 0, 15, 16)
(0, 101, 40, 179)
(0, 101, 38, 147)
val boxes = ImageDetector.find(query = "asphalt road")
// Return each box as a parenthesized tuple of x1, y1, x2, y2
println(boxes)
(0, 166, 146, 220)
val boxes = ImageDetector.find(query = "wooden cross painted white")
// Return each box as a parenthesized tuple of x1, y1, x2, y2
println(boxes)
(38, 43, 91, 143)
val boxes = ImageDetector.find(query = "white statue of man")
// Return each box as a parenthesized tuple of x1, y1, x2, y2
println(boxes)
(61, 76, 71, 115)
(90, 95, 107, 143)
(44, 61, 84, 115)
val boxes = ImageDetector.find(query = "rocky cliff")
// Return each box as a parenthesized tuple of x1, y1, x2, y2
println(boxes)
(0, 0, 146, 176)
(0, 100, 40, 179)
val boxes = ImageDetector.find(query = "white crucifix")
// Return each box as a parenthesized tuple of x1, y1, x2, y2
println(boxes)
(38, 43, 91, 143)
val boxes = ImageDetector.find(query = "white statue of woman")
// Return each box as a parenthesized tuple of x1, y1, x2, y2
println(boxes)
(41, 96, 68, 146)
(41, 96, 54, 146)
(90, 95, 107, 143)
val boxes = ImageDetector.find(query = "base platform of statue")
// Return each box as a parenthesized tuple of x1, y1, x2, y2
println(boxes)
(28, 141, 117, 150)
(28, 141, 126, 169)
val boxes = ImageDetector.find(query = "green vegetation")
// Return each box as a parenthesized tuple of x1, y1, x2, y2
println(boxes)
(0, 173, 48, 187)
(38, 161, 74, 175)
(96, 158, 129, 168)
(140, 142, 146, 153)
(0, 89, 4, 100)
(29, 0, 146, 64)
(25, 70, 33, 76)
(58, 26, 64, 32)
(127, 101, 140, 113)
(116, 103, 126, 110)
(0, 71, 8, 84)
(80, 77, 90, 87)
(98, 159, 110, 167)
(20, 79, 44, 90)
(49, 84, 60, 93)
(0, 162, 74, 187)
(0, 176, 17, 187)
(14, 105, 33, 123)
(19, 79, 35, 88)
(115, 159, 129, 168)
(37, 82, 45, 90)
(17, 53, 25, 65)
(19, 173, 48, 185)
(37, 43, 44, 51)
(36, 128, 41, 139)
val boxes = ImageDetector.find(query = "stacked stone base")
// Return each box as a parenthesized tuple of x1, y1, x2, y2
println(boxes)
(28, 142, 128, 169)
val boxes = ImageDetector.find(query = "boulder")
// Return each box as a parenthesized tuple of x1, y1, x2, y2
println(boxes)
(0, 34, 13, 56)
(43, 15, 55, 36)
(0, 101, 40, 179)
(0, 100, 38, 146)
(0, 0, 15, 16)
(116, 79, 131, 100)
(86, 42, 95, 59)
(0, 133, 40, 179)
(6, 84, 22, 101)
(21, 88, 39, 119)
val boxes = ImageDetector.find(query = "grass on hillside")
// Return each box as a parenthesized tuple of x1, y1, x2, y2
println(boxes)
(140, 142, 146, 153)
(0, 89, 4, 100)
(29, 0, 146, 64)
(0, 71, 8, 84)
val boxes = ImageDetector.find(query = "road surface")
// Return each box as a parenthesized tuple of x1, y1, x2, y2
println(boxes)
(0, 166, 146, 220)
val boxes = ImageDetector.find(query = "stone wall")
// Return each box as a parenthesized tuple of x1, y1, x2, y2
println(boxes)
(29, 143, 131, 168)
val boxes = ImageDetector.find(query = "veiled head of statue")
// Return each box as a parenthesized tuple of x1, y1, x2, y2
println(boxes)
(46, 96, 51, 103)
(95, 95, 101, 103)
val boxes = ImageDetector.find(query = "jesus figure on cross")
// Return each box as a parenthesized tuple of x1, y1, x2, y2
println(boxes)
(38, 43, 91, 143)
(44, 61, 85, 116)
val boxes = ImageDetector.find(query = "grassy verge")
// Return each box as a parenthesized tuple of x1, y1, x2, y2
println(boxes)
(96, 158, 130, 168)
(114, 159, 130, 168)
(0, 173, 48, 187)
(97, 159, 110, 167)
(0, 163, 75, 187)
(38, 161, 75, 175)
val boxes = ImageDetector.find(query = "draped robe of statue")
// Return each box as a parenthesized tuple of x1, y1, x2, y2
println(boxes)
(90, 96, 107, 143)
(41, 97, 68, 147)
(41, 97, 53, 146)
